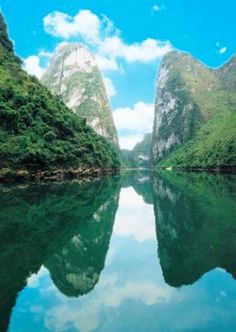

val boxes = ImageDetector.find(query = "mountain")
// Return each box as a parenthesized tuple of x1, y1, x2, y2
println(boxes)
(0, 13, 119, 178)
(42, 43, 119, 147)
(121, 133, 152, 168)
(152, 51, 236, 170)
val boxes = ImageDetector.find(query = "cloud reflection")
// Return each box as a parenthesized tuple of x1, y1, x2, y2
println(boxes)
(113, 187, 156, 242)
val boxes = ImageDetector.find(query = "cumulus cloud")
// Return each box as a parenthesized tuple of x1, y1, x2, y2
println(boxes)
(98, 36, 171, 63)
(23, 49, 53, 78)
(44, 10, 101, 43)
(23, 55, 45, 78)
(43, 9, 172, 72)
(113, 101, 154, 149)
(95, 54, 119, 71)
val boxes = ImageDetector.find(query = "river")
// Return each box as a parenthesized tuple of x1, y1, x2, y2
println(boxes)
(1, 170, 236, 332)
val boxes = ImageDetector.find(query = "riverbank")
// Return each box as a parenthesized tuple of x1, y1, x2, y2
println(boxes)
(156, 166, 236, 174)
(0, 167, 120, 184)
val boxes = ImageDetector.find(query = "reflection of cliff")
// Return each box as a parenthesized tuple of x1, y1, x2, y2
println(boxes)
(45, 183, 120, 297)
(0, 176, 121, 332)
(153, 172, 236, 287)
(121, 170, 153, 204)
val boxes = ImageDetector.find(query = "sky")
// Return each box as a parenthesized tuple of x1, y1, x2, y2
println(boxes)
(1, 0, 236, 149)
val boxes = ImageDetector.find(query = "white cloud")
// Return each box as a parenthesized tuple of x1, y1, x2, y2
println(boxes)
(44, 272, 173, 332)
(113, 101, 154, 149)
(98, 36, 171, 63)
(114, 102, 154, 133)
(25, 9, 172, 79)
(95, 54, 119, 71)
(43, 9, 172, 72)
(219, 47, 227, 54)
(103, 77, 116, 98)
(23, 55, 45, 78)
(152, 4, 165, 12)
(119, 134, 145, 150)
(44, 10, 101, 43)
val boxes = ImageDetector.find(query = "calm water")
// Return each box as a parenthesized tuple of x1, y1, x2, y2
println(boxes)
(1, 171, 236, 332)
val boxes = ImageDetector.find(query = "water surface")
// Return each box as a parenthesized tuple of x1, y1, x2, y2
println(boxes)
(1, 171, 236, 332)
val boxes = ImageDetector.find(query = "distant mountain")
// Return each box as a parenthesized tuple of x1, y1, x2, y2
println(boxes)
(0, 13, 119, 178)
(42, 43, 119, 147)
(121, 133, 152, 168)
(152, 51, 236, 169)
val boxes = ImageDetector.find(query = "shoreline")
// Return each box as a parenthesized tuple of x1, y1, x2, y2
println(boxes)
(1, 165, 235, 184)
(0, 167, 120, 184)
(156, 166, 236, 174)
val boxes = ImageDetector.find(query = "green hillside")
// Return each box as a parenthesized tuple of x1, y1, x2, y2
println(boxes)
(0, 13, 119, 177)
(159, 112, 236, 168)
(152, 51, 236, 170)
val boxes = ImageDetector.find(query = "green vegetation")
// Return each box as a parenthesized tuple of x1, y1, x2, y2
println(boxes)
(0, 13, 120, 174)
(153, 51, 236, 169)
(153, 171, 236, 286)
(159, 112, 236, 168)
(121, 134, 152, 168)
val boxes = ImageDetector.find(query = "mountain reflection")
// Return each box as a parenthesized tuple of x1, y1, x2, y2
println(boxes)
(2, 170, 236, 331)
(45, 182, 120, 297)
(0, 176, 120, 332)
(153, 171, 236, 287)
(121, 170, 153, 205)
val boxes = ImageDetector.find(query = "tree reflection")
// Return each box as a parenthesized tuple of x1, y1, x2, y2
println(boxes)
(153, 172, 236, 287)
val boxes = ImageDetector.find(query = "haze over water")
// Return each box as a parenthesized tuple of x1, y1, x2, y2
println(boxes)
(1, 170, 236, 332)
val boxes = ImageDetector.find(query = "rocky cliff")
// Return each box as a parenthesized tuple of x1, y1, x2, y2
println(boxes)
(42, 43, 119, 147)
(152, 51, 236, 169)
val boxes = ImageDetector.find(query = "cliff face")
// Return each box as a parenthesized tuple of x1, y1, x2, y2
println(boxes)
(152, 51, 236, 168)
(42, 44, 119, 147)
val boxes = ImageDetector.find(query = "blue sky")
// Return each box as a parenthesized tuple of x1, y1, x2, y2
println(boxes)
(1, 0, 236, 148)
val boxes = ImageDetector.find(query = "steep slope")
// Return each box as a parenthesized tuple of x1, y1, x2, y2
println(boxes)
(42, 43, 119, 147)
(152, 51, 236, 169)
(0, 13, 119, 177)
